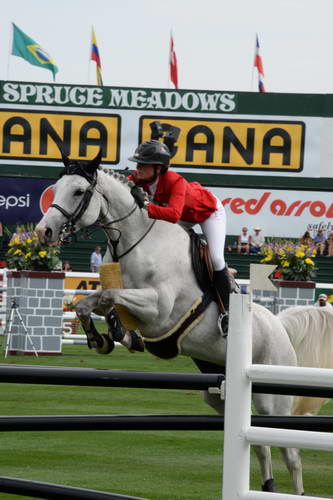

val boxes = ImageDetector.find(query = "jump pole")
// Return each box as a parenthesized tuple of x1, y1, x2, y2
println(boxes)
(222, 292, 252, 499)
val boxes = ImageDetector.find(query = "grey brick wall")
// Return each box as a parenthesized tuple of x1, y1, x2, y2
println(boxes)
(5, 271, 64, 355)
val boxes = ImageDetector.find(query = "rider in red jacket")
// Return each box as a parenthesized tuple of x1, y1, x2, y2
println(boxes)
(128, 140, 231, 334)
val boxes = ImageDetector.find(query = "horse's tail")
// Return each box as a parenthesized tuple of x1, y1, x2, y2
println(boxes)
(278, 305, 333, 415)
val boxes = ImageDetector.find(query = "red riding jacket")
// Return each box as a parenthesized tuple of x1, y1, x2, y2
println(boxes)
(129, 170, 217, 224)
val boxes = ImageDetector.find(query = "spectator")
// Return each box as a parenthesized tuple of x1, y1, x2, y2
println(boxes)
(237, 227, 252, 255)
(315, 293, 331, 308)
(90, 246, 102, 272)
(326, 232, 333, 257)
(299, 230, 314, 246)
(62, 261, 72, 272)
(313, 229, 326, 256)
(250, 227, 265, 254)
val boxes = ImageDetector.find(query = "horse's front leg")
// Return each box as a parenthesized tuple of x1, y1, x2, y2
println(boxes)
(75, 291, 115, 354)
(99, 287, 160, 351)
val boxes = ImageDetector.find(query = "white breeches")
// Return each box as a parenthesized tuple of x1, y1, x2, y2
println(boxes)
(200, 197, 226, 271)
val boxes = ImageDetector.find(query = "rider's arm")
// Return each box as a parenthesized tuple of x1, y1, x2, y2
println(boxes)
(147, 177, 186, 223)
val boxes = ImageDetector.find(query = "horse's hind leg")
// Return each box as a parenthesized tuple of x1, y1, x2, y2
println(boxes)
(253, 445, 276, 492)
(279, 447, 304, 495)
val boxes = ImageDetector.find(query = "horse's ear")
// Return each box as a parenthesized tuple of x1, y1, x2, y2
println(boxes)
(85, 148, 103, 175)
(56, 142, 70, 167)
(86, 148, 103, 173)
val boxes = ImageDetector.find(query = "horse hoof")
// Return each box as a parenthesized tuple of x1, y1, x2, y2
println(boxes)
(96, 334, 115, 354)
(128, 330, 145, 352)
(262, 478, 277, 492)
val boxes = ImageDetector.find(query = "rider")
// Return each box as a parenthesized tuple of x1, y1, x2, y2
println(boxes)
(128, 139, 231, 334)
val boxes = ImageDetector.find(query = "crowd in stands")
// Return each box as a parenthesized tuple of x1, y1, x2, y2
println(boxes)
(227, 226, 333, 258)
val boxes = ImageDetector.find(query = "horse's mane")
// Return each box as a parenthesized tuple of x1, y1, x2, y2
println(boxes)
(278, 305, 333, 368)
(97, 166, 135, 190)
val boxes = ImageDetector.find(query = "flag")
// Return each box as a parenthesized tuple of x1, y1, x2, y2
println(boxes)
(91, 28, 103, 86)
(11, 23, 58, 80)
(254, 34, 266, 93)
(169, 33, 178, 89)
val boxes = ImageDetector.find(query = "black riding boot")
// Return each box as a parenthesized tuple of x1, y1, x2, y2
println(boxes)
(213, 268, 232, 335)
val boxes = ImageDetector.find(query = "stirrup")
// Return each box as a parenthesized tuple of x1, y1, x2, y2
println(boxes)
(217, 312, 229, 338)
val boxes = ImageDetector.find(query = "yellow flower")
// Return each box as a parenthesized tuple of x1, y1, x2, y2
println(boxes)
(38, 250, 47, 258)
(26, 238, 32, 244)
(14, 249, 22, 255)
(281, 260, 290, 267)
(262, 256, 272, 262)
(278, 249, 285, 256)
(25, 252, 32, 259)
(305, 258, 314, 265)
(295, 250, 305, 258)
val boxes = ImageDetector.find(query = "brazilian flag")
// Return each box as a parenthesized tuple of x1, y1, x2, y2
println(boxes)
(11, 23, 58, 80)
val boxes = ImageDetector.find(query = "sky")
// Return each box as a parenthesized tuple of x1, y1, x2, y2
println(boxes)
(1, 0, 332, 94)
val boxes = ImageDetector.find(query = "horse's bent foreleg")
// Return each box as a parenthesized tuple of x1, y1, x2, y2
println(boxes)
(104, 309, 144, 352)
(279, 447, 304, 495)
(99, 288, 159, 324)
(74, 292, 114, 353)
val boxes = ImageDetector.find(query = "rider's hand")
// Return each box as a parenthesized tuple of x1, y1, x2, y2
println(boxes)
(131, 185, 146, 209)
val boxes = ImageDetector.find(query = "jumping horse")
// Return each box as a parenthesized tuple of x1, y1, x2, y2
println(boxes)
(36, 150, 305, 495)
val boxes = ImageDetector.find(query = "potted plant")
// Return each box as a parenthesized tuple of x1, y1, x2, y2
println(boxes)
(259, 239, 318, 313)
(5, 224, 61, 271)
(260, 239, 317, 281)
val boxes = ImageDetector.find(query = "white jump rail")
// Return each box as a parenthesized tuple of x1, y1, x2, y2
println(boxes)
(222, 293, 333, 500)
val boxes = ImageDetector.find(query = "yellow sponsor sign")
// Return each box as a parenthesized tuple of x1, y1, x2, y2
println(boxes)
(140, 117, 305, 171)
(0, 110, 120, 163)
(64, 276, 101, 306)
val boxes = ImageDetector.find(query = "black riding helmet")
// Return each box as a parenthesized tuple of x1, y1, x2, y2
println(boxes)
(128, 140, 171, 166)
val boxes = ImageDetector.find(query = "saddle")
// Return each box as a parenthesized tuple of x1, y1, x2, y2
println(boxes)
(189, 229, 238, 308)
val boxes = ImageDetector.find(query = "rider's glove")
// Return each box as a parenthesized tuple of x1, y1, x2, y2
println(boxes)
(131, 185, 146, 209)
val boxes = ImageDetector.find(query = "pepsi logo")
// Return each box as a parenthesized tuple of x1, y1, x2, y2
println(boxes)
(39, 185, 55, 214)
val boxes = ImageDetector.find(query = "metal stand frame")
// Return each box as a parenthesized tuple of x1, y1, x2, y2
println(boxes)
(4, 298, 38, 358)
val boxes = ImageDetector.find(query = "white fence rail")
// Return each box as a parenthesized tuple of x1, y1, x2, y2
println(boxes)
(223, 293, 333, 500)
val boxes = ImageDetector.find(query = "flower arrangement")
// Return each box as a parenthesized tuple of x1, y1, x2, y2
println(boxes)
(260, 239, 317, 281)
(5, 224, 61, 271)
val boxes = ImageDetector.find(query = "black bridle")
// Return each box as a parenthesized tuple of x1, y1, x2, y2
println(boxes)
(51, 164, 156, 261)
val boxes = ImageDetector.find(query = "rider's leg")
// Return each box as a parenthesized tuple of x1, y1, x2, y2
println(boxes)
(200, 198, 231, 333)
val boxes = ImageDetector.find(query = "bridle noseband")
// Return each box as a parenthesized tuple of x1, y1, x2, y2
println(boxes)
(50, 162, 98, 243)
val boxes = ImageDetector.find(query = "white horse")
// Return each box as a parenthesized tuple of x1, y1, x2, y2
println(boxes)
(36, 152, 304, 495)
(279, 304, 333, 415)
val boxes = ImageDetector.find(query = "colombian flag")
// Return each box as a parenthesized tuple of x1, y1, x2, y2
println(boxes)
(254, 33, 266, 93)
(91, 28, 103, 86)
(11, 23, 58, 80)
(169, 33, 178, 89)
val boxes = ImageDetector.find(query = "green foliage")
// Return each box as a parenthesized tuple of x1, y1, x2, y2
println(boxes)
(5, 223, 61, 271)
(260, 239, 318, 281)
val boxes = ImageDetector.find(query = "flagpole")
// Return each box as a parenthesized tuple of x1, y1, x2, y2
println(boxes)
(6, 23, 14, 80)
(167, 30, 171, 89)
(87, 27, 92, 84)
(251, 33, 257, 91)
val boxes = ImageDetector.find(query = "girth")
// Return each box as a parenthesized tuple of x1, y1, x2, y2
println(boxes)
(143, 292, 213, 359)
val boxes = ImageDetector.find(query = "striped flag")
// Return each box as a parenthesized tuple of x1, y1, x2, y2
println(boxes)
(254, 34, 266, 93)
(169, 33, 178, 89)
(91, 27, 103, 86)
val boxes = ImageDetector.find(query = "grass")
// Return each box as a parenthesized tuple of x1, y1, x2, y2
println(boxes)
(0, 334, 333, 499)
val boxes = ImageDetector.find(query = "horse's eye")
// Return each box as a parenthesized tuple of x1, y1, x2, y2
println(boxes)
(74, 189, 84, 197)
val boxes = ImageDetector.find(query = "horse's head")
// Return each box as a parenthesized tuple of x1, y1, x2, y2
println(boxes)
(36, 149, 103, 246)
